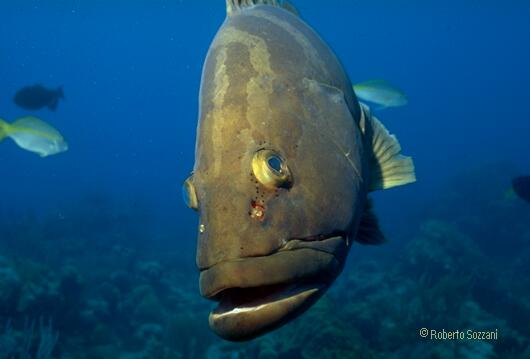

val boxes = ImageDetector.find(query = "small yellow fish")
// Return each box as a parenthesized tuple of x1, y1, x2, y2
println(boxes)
(353, 79, 408, 109)
(0, 116, 68, 157)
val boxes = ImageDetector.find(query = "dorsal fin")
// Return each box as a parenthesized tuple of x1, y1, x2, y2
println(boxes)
(226, 0, 299, 16)
(282, 1, 299, 16)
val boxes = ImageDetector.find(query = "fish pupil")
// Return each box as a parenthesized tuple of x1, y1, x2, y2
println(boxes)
(267, 156, 282, 173)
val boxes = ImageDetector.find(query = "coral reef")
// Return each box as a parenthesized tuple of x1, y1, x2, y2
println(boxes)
(0, 162, 529, 358)
(0, 317, 58, 359)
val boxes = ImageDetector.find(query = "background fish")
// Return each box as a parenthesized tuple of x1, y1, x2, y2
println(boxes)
(353, 79, 408, 110)
(185, 0, 415, 341)
(13, 84, 65, 111)
(0, 116, 68, 157)
(513, 176, 530, 203)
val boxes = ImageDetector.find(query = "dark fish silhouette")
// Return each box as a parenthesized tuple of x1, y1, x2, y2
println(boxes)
(13, 84, 64, 111)
(513, 176, 530, 203)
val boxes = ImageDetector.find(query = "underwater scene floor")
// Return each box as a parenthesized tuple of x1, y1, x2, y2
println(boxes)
(1, 162, 529, 359)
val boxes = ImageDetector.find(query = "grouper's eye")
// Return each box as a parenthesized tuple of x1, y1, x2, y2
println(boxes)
(183, 177, 199, 210)
(252, 149, 292, 189)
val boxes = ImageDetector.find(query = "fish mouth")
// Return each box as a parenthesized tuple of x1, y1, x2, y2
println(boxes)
(200, 235, 347, 341)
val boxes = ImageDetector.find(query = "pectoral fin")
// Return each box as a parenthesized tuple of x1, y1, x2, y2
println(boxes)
(355, 199, 386, 245)
(363, 105, 416, 191)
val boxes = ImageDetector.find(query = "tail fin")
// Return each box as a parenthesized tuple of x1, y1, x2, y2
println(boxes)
(48, 97, 59, 111)
(48, 86, 64, 111)
(0, 119, 10, 142)
(57, 86, 65, 99)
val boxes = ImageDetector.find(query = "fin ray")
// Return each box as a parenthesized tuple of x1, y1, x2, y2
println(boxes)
(227, 0, 298, 16)
(364, 107, 416, 191)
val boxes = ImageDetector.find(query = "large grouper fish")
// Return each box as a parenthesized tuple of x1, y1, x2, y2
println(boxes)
(183, 0, 416, 341)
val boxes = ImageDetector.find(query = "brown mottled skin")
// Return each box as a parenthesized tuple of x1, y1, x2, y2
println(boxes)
(189, 4, 370, 340)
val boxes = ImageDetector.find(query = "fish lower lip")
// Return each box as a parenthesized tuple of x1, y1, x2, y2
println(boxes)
(209, 283, 325, 341)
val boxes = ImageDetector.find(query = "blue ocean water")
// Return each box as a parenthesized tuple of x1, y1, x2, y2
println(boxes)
(1, 1, 529, 358)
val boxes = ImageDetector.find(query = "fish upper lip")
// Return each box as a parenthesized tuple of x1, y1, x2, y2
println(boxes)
(198, 231, 348, 273)
(199, 235, 347, 300)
